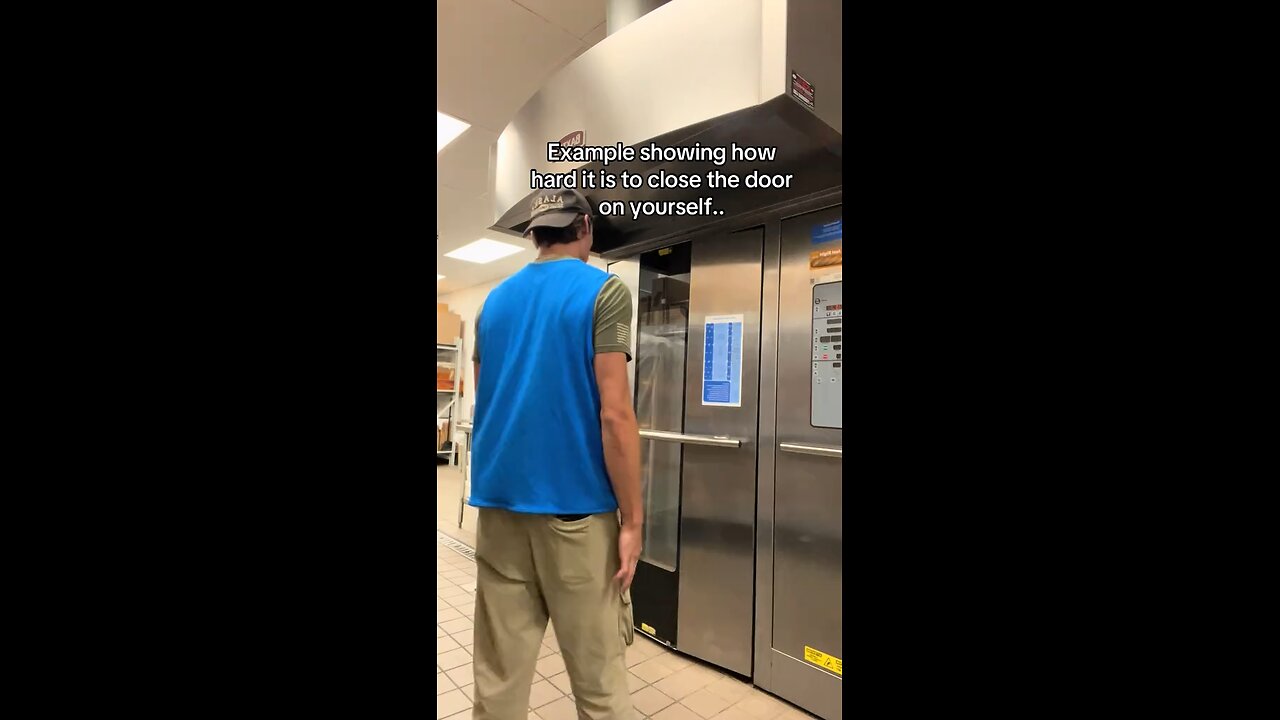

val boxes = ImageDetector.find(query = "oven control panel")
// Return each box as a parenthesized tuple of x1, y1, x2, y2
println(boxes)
(811, 281, 842, 428)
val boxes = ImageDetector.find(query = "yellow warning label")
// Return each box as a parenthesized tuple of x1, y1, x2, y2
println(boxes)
(804, 646, 842, 676)
(640, 623, 655, 635)
(658, 248, 672, 256)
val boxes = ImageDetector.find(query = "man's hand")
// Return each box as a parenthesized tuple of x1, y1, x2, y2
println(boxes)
(614, 523, 643, 592)
(596, 352, 643, 590)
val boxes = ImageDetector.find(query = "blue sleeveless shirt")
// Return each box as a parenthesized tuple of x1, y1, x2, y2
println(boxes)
(470, 259, 619, 515)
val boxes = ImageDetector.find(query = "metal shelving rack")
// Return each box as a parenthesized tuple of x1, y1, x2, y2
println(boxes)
(457, 421, 473, 526)
(437, 333, 463, 466)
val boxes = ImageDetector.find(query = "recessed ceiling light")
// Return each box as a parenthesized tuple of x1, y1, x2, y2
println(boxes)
(444, 238, 525, 264)
(438, 111, 470, 152)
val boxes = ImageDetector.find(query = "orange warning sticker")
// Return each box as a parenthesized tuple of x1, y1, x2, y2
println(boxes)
(810, 247, 842, 269)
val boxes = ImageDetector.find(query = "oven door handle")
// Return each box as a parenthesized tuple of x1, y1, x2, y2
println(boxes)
(778, 442, 842, 458)
(639, 430, 742, 448)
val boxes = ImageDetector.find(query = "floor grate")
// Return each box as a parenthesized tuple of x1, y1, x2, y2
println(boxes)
(436, 531, 477, 561)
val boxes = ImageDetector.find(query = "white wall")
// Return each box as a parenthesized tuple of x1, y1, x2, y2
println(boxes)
(438, 255, 608, 422)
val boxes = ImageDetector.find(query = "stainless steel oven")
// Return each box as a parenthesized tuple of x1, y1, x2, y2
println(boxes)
(605, 193, 843, 719)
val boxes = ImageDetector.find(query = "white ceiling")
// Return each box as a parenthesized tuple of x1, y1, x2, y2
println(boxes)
(437, 0, 607, 296)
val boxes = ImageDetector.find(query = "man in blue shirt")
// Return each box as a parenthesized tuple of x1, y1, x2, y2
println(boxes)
(469, 189, 642, 720)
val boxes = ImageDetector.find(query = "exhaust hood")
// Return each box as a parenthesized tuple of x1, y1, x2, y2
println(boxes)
(489, 0, 842, 255)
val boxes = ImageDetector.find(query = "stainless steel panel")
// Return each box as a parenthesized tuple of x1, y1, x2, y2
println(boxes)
(786, 0, 843, 134)
(494, 96, 842, 256)
(678, 227, 763, 677)
(639, 430, 742, 447)
(493, 0, 771, 223)
(753, 219, 782, 691)
(606, 0, 672, 36)
(771, 652, 840, 720)
(632, 250, 690, 573)
(770, 203, 842, 719)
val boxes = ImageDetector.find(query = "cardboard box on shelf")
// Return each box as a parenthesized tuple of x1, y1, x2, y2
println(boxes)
(437, 419, 450, 451)
(437, 303, 462, 345)
(437, 362, 457, 390)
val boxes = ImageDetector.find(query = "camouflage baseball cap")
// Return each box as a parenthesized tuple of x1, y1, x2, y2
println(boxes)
(527, 189, 592, 230)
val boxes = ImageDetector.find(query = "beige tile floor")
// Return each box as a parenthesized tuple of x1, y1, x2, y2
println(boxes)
(436, 535, 817, 720)
(437, 464, 477, 547)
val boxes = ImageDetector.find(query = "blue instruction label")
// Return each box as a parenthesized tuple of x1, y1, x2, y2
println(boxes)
(702, 314, 744, 407)
(811, 219, 842, 244)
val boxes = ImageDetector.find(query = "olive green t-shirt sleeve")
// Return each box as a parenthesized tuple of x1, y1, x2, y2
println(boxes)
(594, 276, 633, 361)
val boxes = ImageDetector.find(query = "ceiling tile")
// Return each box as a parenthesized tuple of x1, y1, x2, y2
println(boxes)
(581, 20, 606, 46)
(572, 21, 607, 59)
(438, 0, 609, 296)
(437, 126, 498, 197)
(437, 0, 583, 133)
(514, 0, 606, 38)
(437, 185, 495, 249)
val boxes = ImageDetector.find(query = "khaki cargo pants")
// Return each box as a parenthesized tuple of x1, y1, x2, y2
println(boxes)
(472, 508, 635, 720)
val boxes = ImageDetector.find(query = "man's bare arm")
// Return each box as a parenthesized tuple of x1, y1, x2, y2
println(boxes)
(596, 351, 642, 590)
(595, 352, 642, 526)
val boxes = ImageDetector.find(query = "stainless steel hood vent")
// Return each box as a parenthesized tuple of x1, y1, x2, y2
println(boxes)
(606, 0, 671, 37)
(489, 0, 841, 255)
